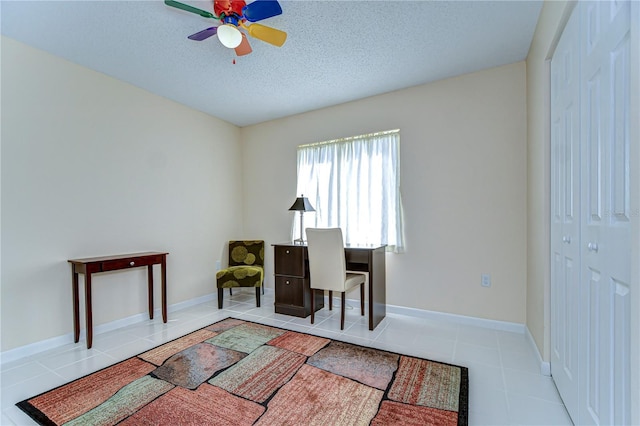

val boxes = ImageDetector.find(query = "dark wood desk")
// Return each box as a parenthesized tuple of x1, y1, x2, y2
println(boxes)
(273, 243, 386, 330)
(68, 252, 168, 349)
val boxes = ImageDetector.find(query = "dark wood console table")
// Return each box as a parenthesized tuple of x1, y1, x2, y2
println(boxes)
(273, 243, 386, 330)
(68, 252, 168, 349)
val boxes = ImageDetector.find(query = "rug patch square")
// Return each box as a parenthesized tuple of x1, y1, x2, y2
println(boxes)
(138, 328, 217, 366)
(120, 383, 264, 426)
(254, 364, 383, 426)
(388, 355, 462, 411)
(152, 342, 246, 389)
(307, 340, 399, 390)
(208, 345, 306, 403)
(372, 400, 458, 426)
(267, 330, 330, 356)
(206, 322, 286, 353)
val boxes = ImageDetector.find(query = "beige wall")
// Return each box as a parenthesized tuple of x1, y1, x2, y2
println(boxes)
(1, 39, 529, 351)
(242, 62, 528, 324)
(525, 0, 573, 362)
(1, 37, 243, 351)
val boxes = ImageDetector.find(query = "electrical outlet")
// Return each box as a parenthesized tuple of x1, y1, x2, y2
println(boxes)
(481, 274, 491, 287)
(216, 260, 221, 271)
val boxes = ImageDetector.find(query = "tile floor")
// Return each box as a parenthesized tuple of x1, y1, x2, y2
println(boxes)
(1, 291, 572, 425)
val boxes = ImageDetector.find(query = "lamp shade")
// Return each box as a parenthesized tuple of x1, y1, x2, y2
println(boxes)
(217, 24, 243, 48)
(288, 196, 315, 212)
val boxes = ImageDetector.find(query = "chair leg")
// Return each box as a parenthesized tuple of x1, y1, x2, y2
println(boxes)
(329, 291, 333, 310)
(360, 283, 365, 316)
(255, 287, 261, 307)
(340, 292, 346, 330)
(217, 288, 223, 309)
(229, 288, 233, 295)
(310, 289, 315, 324)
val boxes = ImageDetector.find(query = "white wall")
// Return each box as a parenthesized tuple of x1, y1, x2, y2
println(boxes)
(1, 37, 243, 351)
(242, 62, 528, 324)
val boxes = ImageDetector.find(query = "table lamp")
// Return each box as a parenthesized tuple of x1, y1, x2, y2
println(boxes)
(289, 195, 315, 243)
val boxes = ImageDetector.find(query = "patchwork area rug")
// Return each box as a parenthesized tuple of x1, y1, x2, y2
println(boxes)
(17, 318, 468, 425)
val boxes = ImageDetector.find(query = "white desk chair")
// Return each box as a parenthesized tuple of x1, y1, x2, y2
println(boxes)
(306, 228, 366, 329)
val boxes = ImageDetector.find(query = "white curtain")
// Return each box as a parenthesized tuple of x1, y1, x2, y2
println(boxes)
(294, 130, 405, 252)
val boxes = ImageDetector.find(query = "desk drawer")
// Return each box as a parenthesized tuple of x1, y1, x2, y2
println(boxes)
(275, 276, 304, 306)
(274, 246, 305, 277)
(101, 255, 160, 272)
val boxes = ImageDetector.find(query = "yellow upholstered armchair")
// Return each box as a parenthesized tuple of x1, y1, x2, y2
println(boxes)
(216, 240, 265, 309)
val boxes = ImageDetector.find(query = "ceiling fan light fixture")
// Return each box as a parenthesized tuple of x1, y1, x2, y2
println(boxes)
(217, 24, 242, 48)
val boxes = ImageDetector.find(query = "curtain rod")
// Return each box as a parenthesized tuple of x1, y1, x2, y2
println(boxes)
(298, 129, 400, 149)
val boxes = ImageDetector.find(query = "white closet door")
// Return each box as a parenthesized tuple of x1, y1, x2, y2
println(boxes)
(550, 7, 581, 421)
(579, 1, 631, 424)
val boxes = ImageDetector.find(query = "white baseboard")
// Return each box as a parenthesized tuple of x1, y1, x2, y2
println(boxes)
(0, 293, 216, 366)
(384, 302, 526, 333)
(327, 295, 525, 333)
(526, 326, 551, 376)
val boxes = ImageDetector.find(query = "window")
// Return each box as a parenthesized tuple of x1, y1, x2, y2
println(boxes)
(294, 129, 405, 252)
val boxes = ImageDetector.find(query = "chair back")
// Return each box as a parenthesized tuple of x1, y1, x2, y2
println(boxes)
(228, 240, 265, 267)
(306, 228, 347, 292)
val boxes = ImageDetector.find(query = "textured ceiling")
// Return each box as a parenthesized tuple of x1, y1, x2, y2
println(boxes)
(1, 0, 542, 127)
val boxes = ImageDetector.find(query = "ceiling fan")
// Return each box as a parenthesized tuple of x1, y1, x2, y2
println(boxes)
(165, 0, 287, 57)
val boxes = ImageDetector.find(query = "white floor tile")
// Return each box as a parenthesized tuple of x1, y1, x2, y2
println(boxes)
(507, 393, 572, 425)
(497, 330, 531, 353)
(412, 334, 456, 360)
(418, 319, 460, 341)
(88, 330, 142, 352)
(464, 360, 505, 392)
(53, 352, 118, 381)
(457, 326, 500, 349)
(1, 362, 50, 389)
(35, 345, 101, 371)
(374, 326, 417, 347)
(468, 386, 510, 422)
(501, 348, 542, 374)
(454, 342, 502, 368)
(503, 369, 563, 403)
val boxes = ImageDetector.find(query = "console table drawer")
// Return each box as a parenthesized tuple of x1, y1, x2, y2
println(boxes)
(274, 246, 305, 277)
(101, 255, 159, 272)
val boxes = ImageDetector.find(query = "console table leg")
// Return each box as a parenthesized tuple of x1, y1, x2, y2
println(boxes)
(84, 273, 93, 349)
(161, 256, 167, 323)
(72, 272, 80, 343)
(147, 265, 154, 320)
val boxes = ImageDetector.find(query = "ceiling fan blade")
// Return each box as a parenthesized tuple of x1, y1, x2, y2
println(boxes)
(235, 34, 252, 56)
(242, 1, 282, 22)
(246, 23, 286, 47)
(188, 27, 218, 41)
(164, 0, 216, 19)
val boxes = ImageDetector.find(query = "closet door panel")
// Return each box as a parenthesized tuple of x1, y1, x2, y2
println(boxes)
(552, 2, 633, 424)
(550, 7, 581, 420)
(580, 1, 631, 424)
